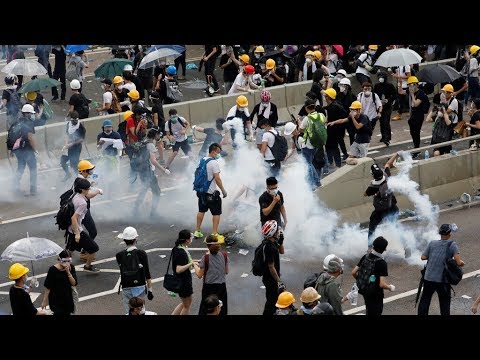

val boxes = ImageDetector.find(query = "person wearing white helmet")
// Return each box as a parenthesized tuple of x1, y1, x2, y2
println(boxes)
(123, 64, 144, 98)
(335, 77, 357, 160)
(283, 121, 302, 161)
(10, 104, 39, 196)
(116, 226, 154, 314)
(68, 79, 90, 119)
(66, 50, 88, 89)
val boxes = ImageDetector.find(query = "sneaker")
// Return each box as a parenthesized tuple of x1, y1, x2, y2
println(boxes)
(392, 114, 402, 121)
(193, 230, 204, 238)
(470, 144, 478, 151)
(83, 265, 100, 273)
(177, 75, 186, 80)
(51, 96, 58, 101)
(379, 138, 384, 143)
(384, 141, 390, 147)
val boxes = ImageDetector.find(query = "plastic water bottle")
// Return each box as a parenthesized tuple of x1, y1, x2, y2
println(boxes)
(260, 78, 265, 88)
(349, 283, 359, 306)
(167, 291, 177, 297)
(369, 274, 376, 283)
(424, 150, 430, 160)
(450, 149, 458, 156)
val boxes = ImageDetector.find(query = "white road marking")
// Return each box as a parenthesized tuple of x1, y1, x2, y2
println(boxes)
(367, 150, 379, 155)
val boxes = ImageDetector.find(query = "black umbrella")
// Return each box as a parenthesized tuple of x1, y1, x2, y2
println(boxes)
(259, 50, 292, 63)
(417, 64, 462, 84)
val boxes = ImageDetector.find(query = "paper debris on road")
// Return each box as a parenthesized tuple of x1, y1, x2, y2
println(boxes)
(170, 224, 175, 227)
(159, 255, 166, 258)
(280, 257, 292, 262)
(238, 249, 249, 255)
(260, 286, 266, 289)
(240, 273, 249, 278)
(462, 295, 472, 299)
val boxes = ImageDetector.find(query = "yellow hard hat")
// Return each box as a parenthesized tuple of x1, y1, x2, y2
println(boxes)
(123, 110, 134, 120)
(442, 84, 454, 93)
(236, 95, 248, 108)
(266, 59, 276, 70)
(407, 76, 419, 85)
(25, 91, 37, 101)
(254, 46, 265, 53)
(275, 291, 296, 308)
(368, 45, 378, 50)
(77, 159, 95, 172)
(349, 100, 362, 109)
(324, 88, 337, 100)
(470, 45, 480, 55)
(113, 76, 123, 85)
(305, 50, 315, 57)
(313, 50, 322, 61)
(128, 89, 140, 100)
(300, 287, 321, 303)
(239, 54, 250, 64)
(9, 263, 29, 280)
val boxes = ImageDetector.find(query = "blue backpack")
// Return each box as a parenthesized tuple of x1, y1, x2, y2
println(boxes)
(193, 158, 214, 193)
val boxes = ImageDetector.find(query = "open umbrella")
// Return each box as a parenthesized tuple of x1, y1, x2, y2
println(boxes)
(374, 48, 423, 68)
(259, 49, 292, 63)
(65, 45, 91, 54)
(139, 47, 183, 69)
(1, 233, 63, 277)
(17, 77, 62, 94)
(417, 64, 462, 84)
(147, 45, 186, 54)
(94, 58, 133, 80)
(1, 59, 47, 77)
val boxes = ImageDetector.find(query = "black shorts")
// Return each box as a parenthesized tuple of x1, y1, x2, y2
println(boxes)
(172, 139, 191, 154)
(197, 191, 222, 216)
(66, 231, 99, 254)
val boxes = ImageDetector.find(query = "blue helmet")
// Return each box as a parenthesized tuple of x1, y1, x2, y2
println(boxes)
(166, 65, 177, 75)
(102, 119, 113, 127)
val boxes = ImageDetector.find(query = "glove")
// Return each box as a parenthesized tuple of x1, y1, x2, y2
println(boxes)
(278, 282, 286, 292)
(278, 231, 284, 245)
(389, 284, 396, 292)
(222, 190, 227, 198)
(365, 64, 373, 71)
(97, 188, 104, 195)
(164, 168, 171, 175)
(147, 291, 154, 300)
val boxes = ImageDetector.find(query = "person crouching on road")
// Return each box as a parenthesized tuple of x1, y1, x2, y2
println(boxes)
(66, 178, 100, 272)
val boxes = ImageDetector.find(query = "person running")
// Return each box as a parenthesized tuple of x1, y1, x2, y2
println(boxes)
(60, 111, 85, 182)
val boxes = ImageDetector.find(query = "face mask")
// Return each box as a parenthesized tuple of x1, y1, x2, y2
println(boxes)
(339, 85, 346, 93)
(88, 169, 94, 176)
(369, 50, 376, 56)
(215, 154, 221, 159)
(238, 107, 244, 112)
(268, 188, 278, 196)
(104, 129, 112, 135)
(117, 85, 123, 90)
(359, 46, 365, 51)
(350, 110, 358, 117)
(378, 77, 385, 83)
(306, 58, 312, 64)
(254, 53, 260, 59)
(170, 117, 178, 123)
(30, 114, 36, 121)
(364, 90, 371, 97)
(260, 64, 266, 70)
(409, 84, 415, 90)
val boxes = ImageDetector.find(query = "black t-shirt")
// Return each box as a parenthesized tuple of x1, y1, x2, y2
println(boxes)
(471, 111, 480, 136)
(219, 54, 238, 82)
(373, 82, 396, 110)
(199, 128, 222, 156)
(9, 286, 37, 316)
(452, 76, 467, 101)
(250, 103, 279, 127)
(172, 246, 192, 284)
(263, 240, 280, 280)
(265, 67, 286, 87)
(324, 101, 348, 122)
(411, 89, 429, 116)
(52, 46, 66, 72)
(356, 253, 388, 298)
(353, 114, 371, 144)
(44, 265, 77, 315)
(97, 130, 121, 156)
(259, 190, 284, 226)
(204, 45, 219, 61)
(151, 102, 165, 130)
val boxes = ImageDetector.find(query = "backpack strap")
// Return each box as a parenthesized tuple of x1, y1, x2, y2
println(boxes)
(203, 253, 209, 283)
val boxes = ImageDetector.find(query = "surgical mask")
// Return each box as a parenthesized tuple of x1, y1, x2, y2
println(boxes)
(339, 85, 346, 93)
(409, 84, 415, 90)
(378, 77, 385, 83)
(364, 90, 371, 97)
(88, 169, 94, 176)
(215, 154, 221, 160)
(254, 53, 260, 59)
(117, 85, 123, 90)
(359, 46, 365, 51)
(369, 50, 376, 56)
(170, 117, 178, 123)
(237, 107, 245, 112)
(30, 114, 35, 121)
(139, 305, 146, 315)
(268, 188, 278, 196)
(350, 110, 358, 117)
(104, 129, 112, 135)
(306, 58, 312, 64)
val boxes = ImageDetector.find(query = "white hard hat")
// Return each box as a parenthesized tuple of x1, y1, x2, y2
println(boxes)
(337, 69, 347, 77)
(21, 104, 35, 114)
(323, 254, 344, 272)
(117, 226, 139, 240)
(123, 64, 133, 71)
(339, 78, 351, 87)
(70, 79, 81, 90)
(284, 122, 296, 136)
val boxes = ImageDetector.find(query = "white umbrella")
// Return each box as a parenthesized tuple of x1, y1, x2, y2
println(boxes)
(139, 48, 182, 69)
(374, 48, 423, 68)
(1, 59, 48, 77)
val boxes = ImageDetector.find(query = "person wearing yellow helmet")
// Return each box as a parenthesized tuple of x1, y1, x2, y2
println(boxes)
(275, 291, 297, 315)
(465, 45, 480, 106)
(323, 87, 348, 168)
(113, 76, 130, 112)
(225, 95, 253, 146)
(9, 263, 47, 316)
(299, 50, 317, 82)
(354, 45, 376, 86)
(407, 75, 430, 157)
(261, 59, 286, 88)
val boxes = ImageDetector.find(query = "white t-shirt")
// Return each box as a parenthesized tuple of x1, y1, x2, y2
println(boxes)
(398, 65, 410, 89)
(146, 142, 157, 171)
(165, 116, 187, 142)
(355, 53, 372, 77)
(68, 193, 88, 233)
(204, 157, 220, 194)
(262, 129, 277, 160)
(447, 98, 459, 124)
(123, 82, 136, 92)
(358, 92, 382, 122)
(101, 91, 113, 116)
(228, 73, 249, 94)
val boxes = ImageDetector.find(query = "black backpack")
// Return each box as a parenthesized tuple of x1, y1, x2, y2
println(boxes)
(5, 89, 21, 116)
(117, 249, 145, 288)
(118, 120, 127, 143)
(54, 189, 75, 230)
(373, 182, 393, 212)
(6, 121, 24, 151)
(75, 93, 90, 119)
(130, 140, 150, 173)
(267, 130, 288, 162)
(303, 272, 323, 289)
(251, 240, 268, 276)
(356, 255, 380, 295)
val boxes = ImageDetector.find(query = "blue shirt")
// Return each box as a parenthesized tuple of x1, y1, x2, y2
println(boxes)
(423, 240, 459, 283)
